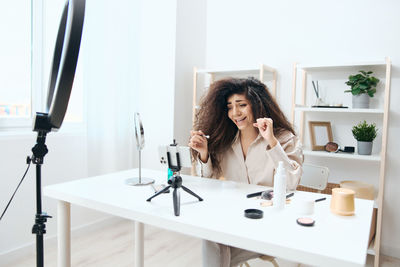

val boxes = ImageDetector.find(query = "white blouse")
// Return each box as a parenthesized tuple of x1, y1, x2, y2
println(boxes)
(198, 130, 303, 190)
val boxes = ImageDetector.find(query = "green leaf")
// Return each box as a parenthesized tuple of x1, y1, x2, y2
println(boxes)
(352, 120, 378, 141)
(345, 70, 379, 97)
(352, 88, 361, 95)
(368, 88, 376, 97)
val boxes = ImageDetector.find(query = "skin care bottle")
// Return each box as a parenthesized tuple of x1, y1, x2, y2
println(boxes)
(273, 161, 286, 210)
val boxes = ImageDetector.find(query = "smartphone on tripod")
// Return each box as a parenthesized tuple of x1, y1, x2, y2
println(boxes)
(158, 145, 192, 168)
(148, 142, 203, 216)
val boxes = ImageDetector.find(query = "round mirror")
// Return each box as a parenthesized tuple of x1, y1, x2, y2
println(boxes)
(126, 112, 154, 186)
(134, 113, 145, 150)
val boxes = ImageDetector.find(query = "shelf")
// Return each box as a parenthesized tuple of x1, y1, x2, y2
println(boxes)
(298, 61, 386, 71)
(295, 107, 384, 114)
(303, 150, 381, 162)
(196, 65, 276, 75)
(292, 58, 390, 267)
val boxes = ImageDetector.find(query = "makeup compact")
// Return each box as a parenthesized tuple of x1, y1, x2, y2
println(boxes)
(244, 209, 263, 219)
(296, 217, 315, 227)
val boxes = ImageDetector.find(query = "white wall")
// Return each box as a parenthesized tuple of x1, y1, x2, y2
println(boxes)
(137, 0, 178, 172)
(173, 0, 207, 148)
(204, 0, 400, 257)
(84, 0, 138, 177)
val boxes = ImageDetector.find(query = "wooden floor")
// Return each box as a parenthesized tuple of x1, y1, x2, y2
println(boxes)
(9, 218, 400, 267)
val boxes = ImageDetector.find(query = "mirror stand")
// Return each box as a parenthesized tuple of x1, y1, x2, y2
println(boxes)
(126, 150, 154, 186)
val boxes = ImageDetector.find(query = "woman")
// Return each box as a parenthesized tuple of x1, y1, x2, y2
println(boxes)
(189, 77, 303, 267)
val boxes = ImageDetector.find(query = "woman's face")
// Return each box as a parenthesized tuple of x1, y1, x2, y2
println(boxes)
(227, 93, 254, 131)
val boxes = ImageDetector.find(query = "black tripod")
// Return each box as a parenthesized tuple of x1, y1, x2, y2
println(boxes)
(31, 113, 53, 267)
(146, 145, 203, 216)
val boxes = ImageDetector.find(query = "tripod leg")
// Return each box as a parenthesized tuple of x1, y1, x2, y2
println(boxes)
(173, 188, 181, 216)
(181, 185, 203, 201)
(146, 185, 171, 202)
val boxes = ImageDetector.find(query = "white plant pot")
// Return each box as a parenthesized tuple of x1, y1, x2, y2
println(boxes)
(357, 141, 373, 155)
(352, 94, 370, 109)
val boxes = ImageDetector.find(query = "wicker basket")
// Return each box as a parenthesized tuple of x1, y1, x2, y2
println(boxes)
(296, 182, 340, 195)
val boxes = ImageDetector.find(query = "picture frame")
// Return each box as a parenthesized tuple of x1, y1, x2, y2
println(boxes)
(308, 121, 333, 151)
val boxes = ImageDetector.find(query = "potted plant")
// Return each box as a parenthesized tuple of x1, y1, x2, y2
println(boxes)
(352, 120, 378, 155)
(344, 70, 380, 108)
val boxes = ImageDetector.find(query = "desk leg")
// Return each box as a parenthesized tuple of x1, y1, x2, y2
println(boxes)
(134, 221, 144, 267)
(58, 201, 71, 267)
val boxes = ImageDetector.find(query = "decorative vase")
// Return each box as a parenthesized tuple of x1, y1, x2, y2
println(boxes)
(314, 97, 325, 106)
(352, 94, 370, 109)
(357, 141, 373, 155)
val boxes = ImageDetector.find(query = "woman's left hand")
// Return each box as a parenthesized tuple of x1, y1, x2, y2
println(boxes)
(253, 118, 278, 148)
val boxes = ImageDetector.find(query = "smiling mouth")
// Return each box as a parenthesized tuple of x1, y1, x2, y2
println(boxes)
(236, 117, 246, 123)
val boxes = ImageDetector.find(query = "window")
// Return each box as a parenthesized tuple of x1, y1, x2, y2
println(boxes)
(0, 0, 84, 130)
(0, 1, 32, 119)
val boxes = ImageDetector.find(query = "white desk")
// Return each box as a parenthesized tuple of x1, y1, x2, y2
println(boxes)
(44, 168, 373, 267)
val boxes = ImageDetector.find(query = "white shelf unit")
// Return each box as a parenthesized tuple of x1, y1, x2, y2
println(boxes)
(295, 106, 384, 114)
(192, 64, 277, 124)
(299, 61, 387, 70)
(303, 150, 381, 162)
(291, 58, 392, 267)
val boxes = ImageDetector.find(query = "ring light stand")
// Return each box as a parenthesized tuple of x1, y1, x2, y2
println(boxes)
(125, 113, 155, 186)
(29, 1, 85, 266)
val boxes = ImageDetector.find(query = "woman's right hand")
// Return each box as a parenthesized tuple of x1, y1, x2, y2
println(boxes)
(189, 130, 209, 163)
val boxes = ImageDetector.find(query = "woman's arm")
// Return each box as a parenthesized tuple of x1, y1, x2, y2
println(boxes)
(189, 130, 213, 177)
(266, 133, 303, 191)
(253, 118, 303, 190)
(196, 155, 214, 178)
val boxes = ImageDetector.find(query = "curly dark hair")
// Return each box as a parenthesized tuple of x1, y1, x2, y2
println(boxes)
(192, 77, 295, 176)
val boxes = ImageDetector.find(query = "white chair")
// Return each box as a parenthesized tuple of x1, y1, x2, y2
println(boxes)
(299, 164, 329, 192)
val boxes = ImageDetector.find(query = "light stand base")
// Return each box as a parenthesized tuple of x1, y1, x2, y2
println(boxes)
(125, 177, 155, 186)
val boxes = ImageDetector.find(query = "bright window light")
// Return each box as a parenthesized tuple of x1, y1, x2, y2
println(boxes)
(0, 1, 32, 118)
(0, 0, 84, 128)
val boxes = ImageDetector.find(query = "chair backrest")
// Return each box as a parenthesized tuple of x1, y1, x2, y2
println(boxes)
(300, 164, 329, 191)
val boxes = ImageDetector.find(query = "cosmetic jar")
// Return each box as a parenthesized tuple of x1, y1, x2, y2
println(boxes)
(294, 198, 315, 215)
(330, 188, 355, 216)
